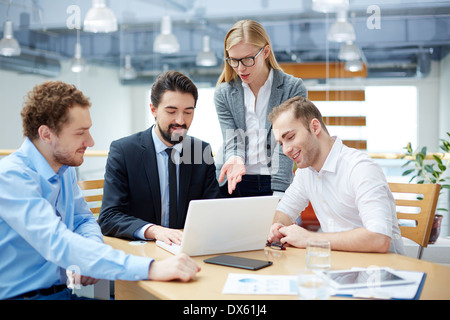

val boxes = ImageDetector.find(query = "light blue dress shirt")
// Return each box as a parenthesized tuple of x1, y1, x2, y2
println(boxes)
(134, 127, 181, 239)
(0, 138, 152, 299)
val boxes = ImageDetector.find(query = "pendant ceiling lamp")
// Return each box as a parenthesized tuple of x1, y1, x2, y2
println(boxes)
(70, 42, 86, 73)
(343, 44, 366, 73)
(328, 10, 355, 43)
(153, 16, 179, 54)
(84, 0, 118, 33)
(0, 20, 21, 56)
(345, 60, 363, 72)
(120, 55, 137, 80)
(338, 42, 361, 61)
(196, 35, 217, 67)
(312, 0, 349, 13)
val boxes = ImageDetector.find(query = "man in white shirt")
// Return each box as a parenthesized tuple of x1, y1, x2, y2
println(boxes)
(267, 96, 405, 254)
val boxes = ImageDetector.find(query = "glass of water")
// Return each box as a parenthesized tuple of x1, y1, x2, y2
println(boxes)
(297, 269, 330, 300)
(306, 239, 331, 270)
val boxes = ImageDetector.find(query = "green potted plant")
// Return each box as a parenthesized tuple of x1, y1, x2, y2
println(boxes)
(401, 132, 450, 243)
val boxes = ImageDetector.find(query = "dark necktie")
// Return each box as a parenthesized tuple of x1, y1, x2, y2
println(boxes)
(165, 148, 177, 228)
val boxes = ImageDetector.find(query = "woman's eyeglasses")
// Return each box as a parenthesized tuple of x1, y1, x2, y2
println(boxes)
(225, 47, 264, 68)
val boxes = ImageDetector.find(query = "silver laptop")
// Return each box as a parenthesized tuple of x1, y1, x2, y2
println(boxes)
(156, 196, 279, 256)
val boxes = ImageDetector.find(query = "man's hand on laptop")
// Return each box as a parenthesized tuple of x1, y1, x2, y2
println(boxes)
(148, 254, 201, 282)
(145, 225, 183, 245)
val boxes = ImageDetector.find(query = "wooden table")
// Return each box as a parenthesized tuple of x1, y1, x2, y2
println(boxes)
(104, 236, 450, 300)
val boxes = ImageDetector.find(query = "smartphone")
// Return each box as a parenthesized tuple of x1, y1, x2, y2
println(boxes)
(204, 255, 273, 270)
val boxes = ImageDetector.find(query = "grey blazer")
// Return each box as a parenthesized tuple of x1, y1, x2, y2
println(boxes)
(214, 69, 307, 192)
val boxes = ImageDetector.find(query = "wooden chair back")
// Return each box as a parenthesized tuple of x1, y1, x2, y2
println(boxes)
(388, 182, 441, 259)
(77, 179, 104, 217)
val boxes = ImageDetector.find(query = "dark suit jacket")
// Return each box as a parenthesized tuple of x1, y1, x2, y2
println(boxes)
(98, 126, 220, 239)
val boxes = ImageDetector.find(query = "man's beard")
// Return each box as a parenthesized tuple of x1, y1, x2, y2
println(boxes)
(158, 122, 187, 145)
(53, 148, 85, 168)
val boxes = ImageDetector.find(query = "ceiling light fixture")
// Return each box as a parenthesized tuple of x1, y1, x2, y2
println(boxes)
(312, 0, 349, 13)
(0, 20, 21, 56)
(338, 41, 361, 61)
(328, 10, 355, 43)
(345, 60, 363, 72)
(153, 16, 179, 54)
(84, 0, 118, 33)
(70, 42, 86, 73)
(196, 35, 217, 67)
(120, 55, 137, 79)
(344, 46, 366, 73)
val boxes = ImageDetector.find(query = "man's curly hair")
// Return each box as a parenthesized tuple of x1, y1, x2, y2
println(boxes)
(21, 81, 91, 140)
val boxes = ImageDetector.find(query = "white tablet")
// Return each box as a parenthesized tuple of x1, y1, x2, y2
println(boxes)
(328, 268, 414, 289)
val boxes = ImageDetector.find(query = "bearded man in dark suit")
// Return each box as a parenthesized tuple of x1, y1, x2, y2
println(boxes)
(98, 71, 220, 245)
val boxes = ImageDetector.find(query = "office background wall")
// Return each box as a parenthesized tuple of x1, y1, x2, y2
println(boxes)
(1, 57, 449, 156)
(0, 61, 148, 180)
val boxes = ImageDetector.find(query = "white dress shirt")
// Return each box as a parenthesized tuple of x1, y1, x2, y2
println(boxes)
(242, 68, 273, 175)
(277, 137, 405, 254)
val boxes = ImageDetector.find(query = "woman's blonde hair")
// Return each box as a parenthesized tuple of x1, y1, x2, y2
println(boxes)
(216, 20, 282, 86)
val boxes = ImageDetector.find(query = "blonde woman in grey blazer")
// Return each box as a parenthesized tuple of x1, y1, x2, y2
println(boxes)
(215, 20, 307, 198)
